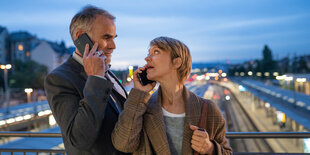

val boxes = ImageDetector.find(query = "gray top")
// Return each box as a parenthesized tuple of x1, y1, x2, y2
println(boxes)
(162, 108, 185, 155)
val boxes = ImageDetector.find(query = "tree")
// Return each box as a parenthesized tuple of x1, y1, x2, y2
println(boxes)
(9, 60, 48, 89)
(298, 56, 309, 73)
(261, 45, 276, 72)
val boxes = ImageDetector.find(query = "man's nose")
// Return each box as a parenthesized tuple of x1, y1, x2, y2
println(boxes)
(108, 40, 116, 49)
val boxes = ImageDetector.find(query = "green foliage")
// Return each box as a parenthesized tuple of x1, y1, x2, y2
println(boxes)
(261, 45, 276, 73)
(9, 60, 48, 89)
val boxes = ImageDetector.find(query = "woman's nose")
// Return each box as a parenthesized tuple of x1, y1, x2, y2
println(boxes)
(145, 55, 150, 62)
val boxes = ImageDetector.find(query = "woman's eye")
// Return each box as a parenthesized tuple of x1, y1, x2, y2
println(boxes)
(154, 50, 159, 54)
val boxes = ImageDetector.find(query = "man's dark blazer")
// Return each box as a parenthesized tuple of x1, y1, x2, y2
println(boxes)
(44, 56, 129, 155)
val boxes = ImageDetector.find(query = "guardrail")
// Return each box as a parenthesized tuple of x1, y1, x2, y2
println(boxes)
(0, 132, 310, 154)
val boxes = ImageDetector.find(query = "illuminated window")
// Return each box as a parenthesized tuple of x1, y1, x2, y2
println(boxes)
(18, 44, 23, 51)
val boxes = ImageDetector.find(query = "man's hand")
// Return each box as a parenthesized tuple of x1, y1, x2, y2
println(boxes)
(190, 125, 215, 155)
(83, 43, 107, 77)
(133, 67, 156, 93)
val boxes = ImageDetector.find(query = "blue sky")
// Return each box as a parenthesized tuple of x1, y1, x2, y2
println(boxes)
(1, 0, 310, 69)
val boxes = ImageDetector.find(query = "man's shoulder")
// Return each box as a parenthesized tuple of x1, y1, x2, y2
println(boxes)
(49, 56, 81, 76)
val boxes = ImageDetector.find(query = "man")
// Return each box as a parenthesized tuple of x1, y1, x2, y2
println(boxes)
(44, 5, 129, 155)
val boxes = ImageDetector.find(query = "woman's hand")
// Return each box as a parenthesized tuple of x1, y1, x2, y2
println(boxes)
(133, 67, 156, 92)
(190, 125, 215, 155)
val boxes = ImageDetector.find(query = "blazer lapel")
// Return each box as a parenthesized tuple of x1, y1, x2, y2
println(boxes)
(182, 86, 203, 155)
(144, 88, 171, 154)
(68, 57, 120, 114)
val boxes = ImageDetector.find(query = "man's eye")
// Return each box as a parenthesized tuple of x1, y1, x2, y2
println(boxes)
(154, 50, 159, 54)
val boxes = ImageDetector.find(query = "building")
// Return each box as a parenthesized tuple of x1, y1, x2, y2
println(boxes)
(31, 40, 70, 72)
(0, 26, 9, 64)
(9, 31, 40, 63)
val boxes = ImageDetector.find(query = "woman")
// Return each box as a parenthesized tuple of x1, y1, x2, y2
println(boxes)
(112, 37, 232, 155)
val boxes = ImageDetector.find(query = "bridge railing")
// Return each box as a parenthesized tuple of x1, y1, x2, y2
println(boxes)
(0, 132, 310, 155)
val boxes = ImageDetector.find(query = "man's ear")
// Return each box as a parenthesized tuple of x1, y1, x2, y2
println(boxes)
(173, 57, 182, 69)
(75, 29, 84, 40)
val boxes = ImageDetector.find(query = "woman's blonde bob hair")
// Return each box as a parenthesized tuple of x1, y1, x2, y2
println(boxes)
(150, 36, 192, 83)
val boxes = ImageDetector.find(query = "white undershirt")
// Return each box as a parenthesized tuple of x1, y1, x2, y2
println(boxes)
(162, 108, 185, 117)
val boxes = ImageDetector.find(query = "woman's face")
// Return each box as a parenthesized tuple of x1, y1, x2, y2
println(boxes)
(144, 45, 175, 82)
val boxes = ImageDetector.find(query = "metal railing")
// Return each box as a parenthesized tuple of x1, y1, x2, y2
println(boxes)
(0, 132, 310, 154)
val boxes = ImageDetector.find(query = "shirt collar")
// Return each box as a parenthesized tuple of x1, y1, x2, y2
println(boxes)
(72, 52, 111, 70)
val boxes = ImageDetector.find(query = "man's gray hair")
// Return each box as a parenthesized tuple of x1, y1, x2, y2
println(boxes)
(69, 5, 115, 41)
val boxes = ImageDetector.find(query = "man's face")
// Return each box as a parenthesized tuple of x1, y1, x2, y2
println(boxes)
(88, 15, 117, 64)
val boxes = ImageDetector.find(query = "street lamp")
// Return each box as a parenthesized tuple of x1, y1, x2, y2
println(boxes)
(24, 88, 33, 103)
(1, 64, 12, 114)
(25, 88, 36, 115)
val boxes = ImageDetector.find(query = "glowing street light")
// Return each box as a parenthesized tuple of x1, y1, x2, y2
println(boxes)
(248, 71, 253, 76)
(24, 88, 33, 103)
(1, 64, 12, 114)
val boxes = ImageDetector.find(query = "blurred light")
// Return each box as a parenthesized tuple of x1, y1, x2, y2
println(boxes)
(207, 73, 219, 77)
(221, 73, 227, 77)
(285, 76, 293, 81)
(15, 116, 24, 122)
(238, 85, 246, 92)
(44, 110, 52, 115)
(0, 120, 5, 126)
(248, 71, 253, 76)
(276, 75, 286, 80)
(18, 44, 23, 51)
(224, 89, 230, 95)
(225, 96, 230, 101)
(296, 78, 306, 83)
(218, 70, 223, 74)
(49, 115, 57, 126)
(273, 72, 279, 76)
(240, 72, 245, 76)
(5, 64, 12, 69)
(213, 94, 217, 100)
(6, 118, 15, 124)
(0, 64, 12, 70)
(276, 111, 286, 123)
(203, 68, 208, 72)
(26, 51, 31, 57)
(235, 72, 239, 76)
(223, 78, 228, 82)
(38, 111, 45, 117)
(196, 75, 204, 81)
(24, 88, 33, 93)
(128, 66, 133, 76)
(256, 72, 262, 77)
(214, 76, 219, 81)
(205, 76, 210, 80)
(191, 68, 201, 73)
(127, 77, 132, 82)
(264, 72, 270, 76)
(23, 114, 32, 120)
(265, 103, 270, 108)
(192, 74, 197, 79)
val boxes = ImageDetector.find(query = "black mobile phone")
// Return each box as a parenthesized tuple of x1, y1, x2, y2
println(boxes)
(138, 69, 155, 86)
(74, 33, 94, 56)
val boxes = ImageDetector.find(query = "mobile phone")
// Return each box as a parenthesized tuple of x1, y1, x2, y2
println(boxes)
(74, 33, 94, 56)
(138, 69, 155, 86)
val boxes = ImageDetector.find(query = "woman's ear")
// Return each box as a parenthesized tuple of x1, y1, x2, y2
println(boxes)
(173, 57, 182, 69)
